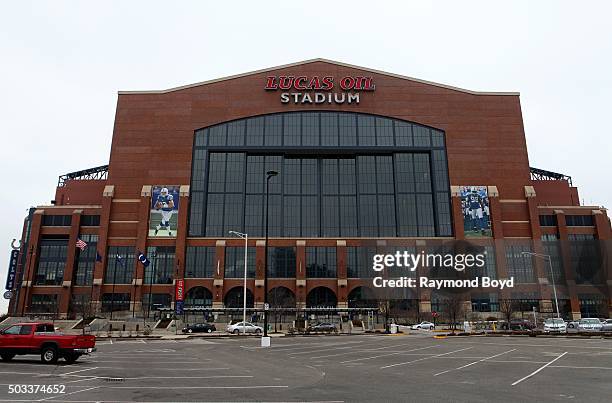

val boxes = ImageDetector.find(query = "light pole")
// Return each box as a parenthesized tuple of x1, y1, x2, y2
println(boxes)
(263, 170, 278, 343)
(146, 250, 158, 321)
(522, 252, 560, 319)
(229, 230, 248, 335)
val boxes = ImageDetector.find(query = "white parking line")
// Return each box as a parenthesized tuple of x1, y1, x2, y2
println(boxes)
(288, 346, 361, 356)
(107, 385, 289, 389)
(58, 367, 99, 376)
(341, 345, 439, 364)
(511, 351, 568, 386)
(549, 365, 612, 370)
(265, 340, 366, 353)
(453, 341, 612, 350)
(380, 347, 473, 369)
(309, 342, 428, 360)
(38, 386, 101, 401)
(434, 349, 516, 376)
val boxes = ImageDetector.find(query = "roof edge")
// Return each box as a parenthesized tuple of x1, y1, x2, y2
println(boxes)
(117, 58, 520, 96)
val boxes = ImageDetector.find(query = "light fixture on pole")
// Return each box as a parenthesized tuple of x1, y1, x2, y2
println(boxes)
(262, 170, 278, 347)
(522, 251, 560, 319)
(229, 230, 248, 335)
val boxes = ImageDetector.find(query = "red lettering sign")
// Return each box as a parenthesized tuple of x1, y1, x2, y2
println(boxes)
(264, 76, 374, 91)
(175, 279, 184, 301)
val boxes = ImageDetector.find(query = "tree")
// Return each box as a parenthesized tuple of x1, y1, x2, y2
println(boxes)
(441, 295, 464, 332)
(499, 299, 517, 330)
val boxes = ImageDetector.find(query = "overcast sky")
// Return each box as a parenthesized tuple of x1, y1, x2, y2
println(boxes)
(1, 1, 611, 314)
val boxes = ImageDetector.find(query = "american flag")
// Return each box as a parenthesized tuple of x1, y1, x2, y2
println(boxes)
(76, 239, 87, 251)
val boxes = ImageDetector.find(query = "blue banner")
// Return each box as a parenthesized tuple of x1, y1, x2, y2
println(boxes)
(5, 249, 19, 290)
(175, 300, 184, 315)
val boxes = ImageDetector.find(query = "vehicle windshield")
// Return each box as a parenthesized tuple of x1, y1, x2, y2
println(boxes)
(545, 319, 564, 324)
(581, 319, 599, 324)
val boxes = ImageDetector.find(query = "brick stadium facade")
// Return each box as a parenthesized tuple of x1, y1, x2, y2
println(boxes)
(7, 59, 612, 322)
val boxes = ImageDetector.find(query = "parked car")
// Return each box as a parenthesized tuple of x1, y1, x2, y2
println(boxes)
(600, 319, 612, 331)
(500, 320, 535, 331)
(411, 321, 435, 330)
(566, 320, 580, 329)
(578, 318, 603, 332)
(0, 322, 96, 364)
(226, 322, 263, 334)
(182, 323, 216, 334)
(543, 318, 567, 333)
(307, 323, 338, 333)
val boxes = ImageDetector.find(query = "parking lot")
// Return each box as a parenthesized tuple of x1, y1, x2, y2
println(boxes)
(0, 333, 610, 402)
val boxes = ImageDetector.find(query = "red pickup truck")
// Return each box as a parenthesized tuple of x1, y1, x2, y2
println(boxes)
(0, 322, 96, 364)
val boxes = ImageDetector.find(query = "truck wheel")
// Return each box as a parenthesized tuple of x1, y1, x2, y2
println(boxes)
(41, 346, 58, 364)
(64, 353, 80, 364)
(1, 353, 15, 361)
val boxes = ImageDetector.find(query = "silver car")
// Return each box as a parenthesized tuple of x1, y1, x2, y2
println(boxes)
(578, 318, 603, 332)
(226, 322, 263, 335)
(600, 319, 612, 331)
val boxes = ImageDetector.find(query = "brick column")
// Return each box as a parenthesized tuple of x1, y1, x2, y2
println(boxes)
(556, 210, 581, 319)
(91, 185, 114, 314)
(525, 186, 551, 311)
(488, 187, 510, 299)
(295, 240, 306, 309)
(18, 209, 43, 315)
(450, 186, 465, 240)
(254, 240, 266, 307)
(58, 210, 83, 318)
(175, 186, 190, 281)
(131, 185, 152, 315)
(336, 240, 348, 308)
(592, 209, 612, 317)
(212, 240, 225, 308)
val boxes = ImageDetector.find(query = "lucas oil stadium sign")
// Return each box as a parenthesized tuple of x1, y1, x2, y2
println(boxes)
(265, 75, 375, 104)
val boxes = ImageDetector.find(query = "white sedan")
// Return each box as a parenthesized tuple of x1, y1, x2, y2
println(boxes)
(543, 318, 567, 333)
(226, 322, 263, 335)
(411, 321, 435, 330)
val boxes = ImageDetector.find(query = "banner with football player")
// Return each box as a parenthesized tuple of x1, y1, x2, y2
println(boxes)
(149, 185, 180, 237)
(460, 186, 492, 237)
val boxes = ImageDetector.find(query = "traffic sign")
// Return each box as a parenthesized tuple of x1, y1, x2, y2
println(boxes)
(3, 290, 12, 300)
(264, 303, 270, 311)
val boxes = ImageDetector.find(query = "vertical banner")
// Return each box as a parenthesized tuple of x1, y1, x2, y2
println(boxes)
(5, 249, 19, 290)
(460, 186, 492, 237)
(175, 279, 185, 315)
(149, 185, 180, 238)
(175, 279, 185, 301)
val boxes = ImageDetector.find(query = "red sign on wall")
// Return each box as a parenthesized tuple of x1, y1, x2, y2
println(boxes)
(265, 75, 375, 104)
(175, 279, 184, 302)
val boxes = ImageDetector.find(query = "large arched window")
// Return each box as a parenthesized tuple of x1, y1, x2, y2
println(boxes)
(224, 287, 254, 308)
(184, 287, 212, 308)
(307, 287, 337, 308)
(189, 111, 451, 238)
(347, 286, 377, 308)
(267, 287, 296, 308)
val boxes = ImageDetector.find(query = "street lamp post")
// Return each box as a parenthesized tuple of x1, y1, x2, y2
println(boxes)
(146, 251, 158, 321)
(229, 230, 248, 335)
(263, 170, 278, 343)
(522, 252, 560, 319)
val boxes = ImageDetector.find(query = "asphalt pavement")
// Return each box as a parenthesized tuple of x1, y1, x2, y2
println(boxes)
(0, 333, 610, 402)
